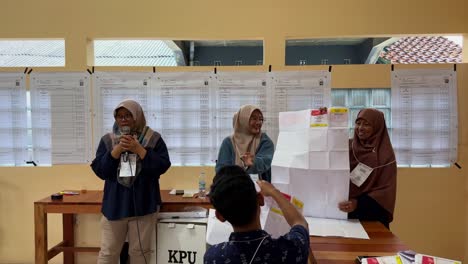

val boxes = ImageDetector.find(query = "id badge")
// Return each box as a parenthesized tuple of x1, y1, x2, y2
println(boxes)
(350, 162, 373, 187)
(249, 174, 259, 181)
(248, 174, 261, 193)
(119, 153, 137, 177)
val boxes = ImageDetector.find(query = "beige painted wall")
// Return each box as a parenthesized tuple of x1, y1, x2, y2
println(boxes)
(0, 0, 467, 263)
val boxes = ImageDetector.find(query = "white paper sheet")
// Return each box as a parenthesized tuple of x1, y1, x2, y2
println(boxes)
(0, 73, 28, 166)
(206, 209, 233, 245)
(153, 71, 216, 165)
(206, 206, 275, 245)
(329, 107, 349, 128)
(329, 151, 350, 169)
(308, 128, 328, 151)
(30, 72, 92, 164)
(289, 168, 327, 217)
(271, 166, 290, 184)
(263, 208, 291, 239)
(275, 130, 309, 152)
(305, 217, 369, 239)
(214, 71, 270, 147)
(93, 72, 153, 152)
(391, 69, 458, 166)
(327, 128, 349, 151)
(273, 114, 310, 169)
(325, 171, 350, 219)
(272, 108, 350, 219)
(278, 110, 311, 131)
(309, 151, 329, 169)
(289, 169, 349, 219)
(272, 151, 310, 169)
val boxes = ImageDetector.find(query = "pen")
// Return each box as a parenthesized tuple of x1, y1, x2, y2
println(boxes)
(59, 191, 79, 195)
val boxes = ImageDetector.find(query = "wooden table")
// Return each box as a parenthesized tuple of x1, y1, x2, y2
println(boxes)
(35, 191, 408, 264)
(34, 190, 210, 264)
(309, 221, 409, 264)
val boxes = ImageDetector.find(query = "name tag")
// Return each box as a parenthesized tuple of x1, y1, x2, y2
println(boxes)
(249, 174, 259, 181)
(350, 162, 373, 187)
(119, 153, 137, 177)
(249, 174, 261, 193)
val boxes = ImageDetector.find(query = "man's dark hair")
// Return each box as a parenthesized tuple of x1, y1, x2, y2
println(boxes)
(209, 165, 258, 226)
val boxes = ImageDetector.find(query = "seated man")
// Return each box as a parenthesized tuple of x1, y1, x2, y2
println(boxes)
(204, 165, 310, 264)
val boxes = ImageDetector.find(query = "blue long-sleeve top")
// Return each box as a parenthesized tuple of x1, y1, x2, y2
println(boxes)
(215, 133, 274, 182)
(91, 133, 171, 220)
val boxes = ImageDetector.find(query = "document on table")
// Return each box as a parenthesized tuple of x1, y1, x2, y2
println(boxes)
(206, 210, 368, 243)
(305, 217, 369, 239)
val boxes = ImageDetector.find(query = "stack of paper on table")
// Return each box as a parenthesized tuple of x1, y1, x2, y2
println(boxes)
(271, 107, 350, 219)
(305, 217, 368, 239)
(414, 254, 462, 264)
(360, 252, 462, 264)
(206, 198, 369, 245)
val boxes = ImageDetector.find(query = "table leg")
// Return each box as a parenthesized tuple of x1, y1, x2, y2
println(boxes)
(35, 203, 48, 264)
(63, 214, 75, 264)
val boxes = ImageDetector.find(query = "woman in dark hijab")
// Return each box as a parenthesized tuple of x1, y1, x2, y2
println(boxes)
(339, 108, 396, 229)
(91, 99, 171, 263)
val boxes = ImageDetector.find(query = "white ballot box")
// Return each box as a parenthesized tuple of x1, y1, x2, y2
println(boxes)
(154, 218, 207, 264)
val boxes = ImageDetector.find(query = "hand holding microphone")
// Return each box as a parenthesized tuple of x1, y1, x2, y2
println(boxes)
(119, 126, 136, 153)
(111, 126, 146, 160)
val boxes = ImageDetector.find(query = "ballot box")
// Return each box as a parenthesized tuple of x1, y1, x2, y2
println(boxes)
(154, 217, 207, 264)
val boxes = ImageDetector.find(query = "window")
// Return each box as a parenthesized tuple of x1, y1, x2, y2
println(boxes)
(331, 88, 392, 136)
(93, 40, 179, 66)
(286, 36, 463, 65)
(0, 40, 65, 67)
(190, 40, 263, 66)
(321, 59, 328, 65)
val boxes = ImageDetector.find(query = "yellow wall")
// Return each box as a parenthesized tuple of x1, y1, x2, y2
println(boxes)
(1, 0, 467, 263)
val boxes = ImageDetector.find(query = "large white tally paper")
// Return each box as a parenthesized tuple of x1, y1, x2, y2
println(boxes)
(272, 108, 350, 219)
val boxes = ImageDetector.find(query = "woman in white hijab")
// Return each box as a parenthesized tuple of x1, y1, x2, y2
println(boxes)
(216, 104, 275, 182)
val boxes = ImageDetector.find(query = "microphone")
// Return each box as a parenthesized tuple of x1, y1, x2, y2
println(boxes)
(120, 126, 131, 136)
(120, 126, 131, 161)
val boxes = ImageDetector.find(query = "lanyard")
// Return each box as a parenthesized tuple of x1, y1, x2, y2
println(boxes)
(249, 235, 268, 264)
(230, 235, 269, 264)
(351, 140, 396, 169)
